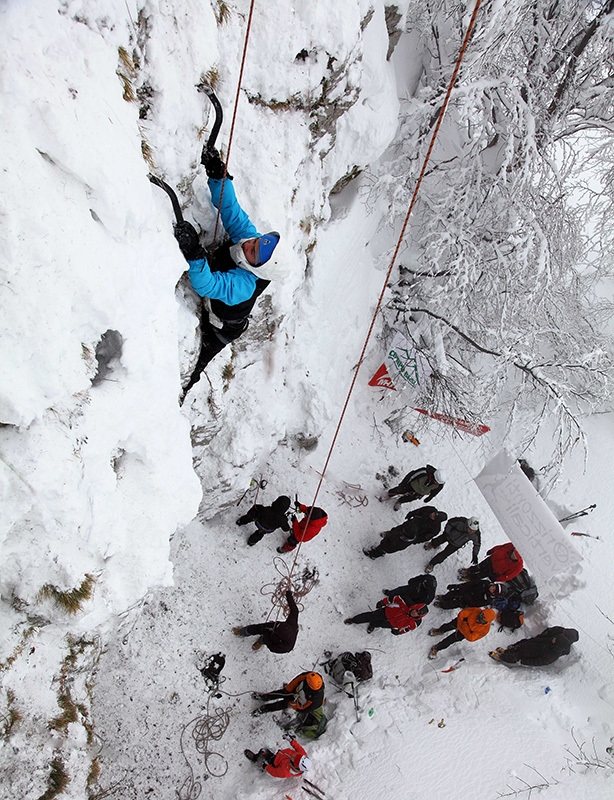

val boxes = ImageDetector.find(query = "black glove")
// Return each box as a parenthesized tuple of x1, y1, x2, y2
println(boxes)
(376, 600, 384, 609)
(282, 732, 294, 742)
(174, 221, 206, 260)
(391, 629, 400, 635)
(201, 146, 230, 179)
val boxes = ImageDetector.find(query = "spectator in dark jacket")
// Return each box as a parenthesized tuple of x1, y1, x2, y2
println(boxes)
(344, 597, 428, 635)
(233, 591, 299, 653)
(424, 516, 481, 573)
(490, 627, 579, 666)
(363, 507, 448, 559)
(237, 495, 291, 546)
(459, 542, 524, 583)
(434, 579, 503, 610)
(252, 671, 324, 717)
(387, 465, 446, 510)
(278, 502, 328, 553)
(381, 574, 437, 606)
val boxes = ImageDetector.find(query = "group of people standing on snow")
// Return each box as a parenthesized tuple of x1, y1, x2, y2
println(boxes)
(346, 463, 578, 663)
(226, 461, 578, 781)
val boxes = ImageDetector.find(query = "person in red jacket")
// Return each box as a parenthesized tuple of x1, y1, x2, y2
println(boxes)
(459, 542, 524, 583)
(344, 595, 428, 634)
(277, 501, 328, 553)
(428, 607, 496, 658)
(245, 734, 312, 778)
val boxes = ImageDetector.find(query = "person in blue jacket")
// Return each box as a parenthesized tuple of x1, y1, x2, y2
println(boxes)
(175, 147, 281, 398)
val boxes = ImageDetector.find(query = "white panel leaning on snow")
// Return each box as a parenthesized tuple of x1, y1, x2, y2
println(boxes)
(474, 451, 581, 585)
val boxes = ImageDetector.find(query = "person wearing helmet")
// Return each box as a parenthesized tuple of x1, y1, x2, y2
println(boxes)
(174, 147, 283, 398)
(245, 734, 312, 778)
(424, 516, 481, 573)
(251, 671, 325, 717)
(386, 465, 446, 511)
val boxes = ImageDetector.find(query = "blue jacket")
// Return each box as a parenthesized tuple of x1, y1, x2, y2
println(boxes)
(187, 178, 260, 304)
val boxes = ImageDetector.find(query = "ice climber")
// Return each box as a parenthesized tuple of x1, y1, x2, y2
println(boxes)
(386, 465, 446, 510)
(277, 501, 328, 553)
(344, 596, 429, 635)
(428, 607, 496, 658)
(174, 146, 281, 394)
(236, 495, 291, 546)
(233, 590, 299, 653)
(252, 671, 325, 717)
(362, 506, 448, 559)
(423, 516, 481, 573)
(244, 734, 312, 778)
(489, 627, 579, 666)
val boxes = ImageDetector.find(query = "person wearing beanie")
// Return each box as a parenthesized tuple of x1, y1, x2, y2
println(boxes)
(424, 516, 481, 573)
(428, 607, 496, 658)
(386, 465, 446, 510)
(344, 597, 429, 635)
(363, 506, 447, 559)
(175, 146, 283, 397)
(434, 579, 502, 610)
(381, 573, 438, 606)
(245, 734, 312, 778)
(251, 671, 325, 716)
(236, 495, 292, 546)
(490, 627, 579, 666)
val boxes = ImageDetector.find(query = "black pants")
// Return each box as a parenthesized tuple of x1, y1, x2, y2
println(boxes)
(462, 559, 493, 581)
(181, 314, 249, 401)
(242, 622, 276, 638)
(348, 609, 393, 630)
(387, 488, 419, 506)
(255, 690, 291, 713)
(428, 541, 461, 567)
(433, 619, 464, 652)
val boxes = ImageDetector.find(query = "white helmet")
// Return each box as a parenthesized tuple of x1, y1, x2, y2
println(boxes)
(467, 517, 480, 531)
(433, 469, 447, 484)
(299, 756, 312, 772)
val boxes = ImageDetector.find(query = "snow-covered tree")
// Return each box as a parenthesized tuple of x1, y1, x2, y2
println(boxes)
(371, 0, 614, 479)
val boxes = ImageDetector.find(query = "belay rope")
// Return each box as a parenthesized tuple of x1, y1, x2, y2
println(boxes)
(281, 0, 485, 603)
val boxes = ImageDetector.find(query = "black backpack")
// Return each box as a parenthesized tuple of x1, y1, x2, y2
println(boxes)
(505, 569, 539, 605)
(497, 607, 525, 632)
(324, 651, 373, 686)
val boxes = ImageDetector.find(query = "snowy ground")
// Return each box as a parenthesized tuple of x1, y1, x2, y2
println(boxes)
(1, 2, 613, 800)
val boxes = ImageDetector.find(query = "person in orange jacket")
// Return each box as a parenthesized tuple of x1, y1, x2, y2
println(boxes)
(252, 671, 325, 716)
(428, 607, 496, 658)
(245, 734, 312, 778)
(344, 596, 429, 634)
(459, 542, 524, 583)
(277, 500, 328, 553)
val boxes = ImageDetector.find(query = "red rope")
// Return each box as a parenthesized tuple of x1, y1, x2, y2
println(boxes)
(286, 0, 484, 576)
